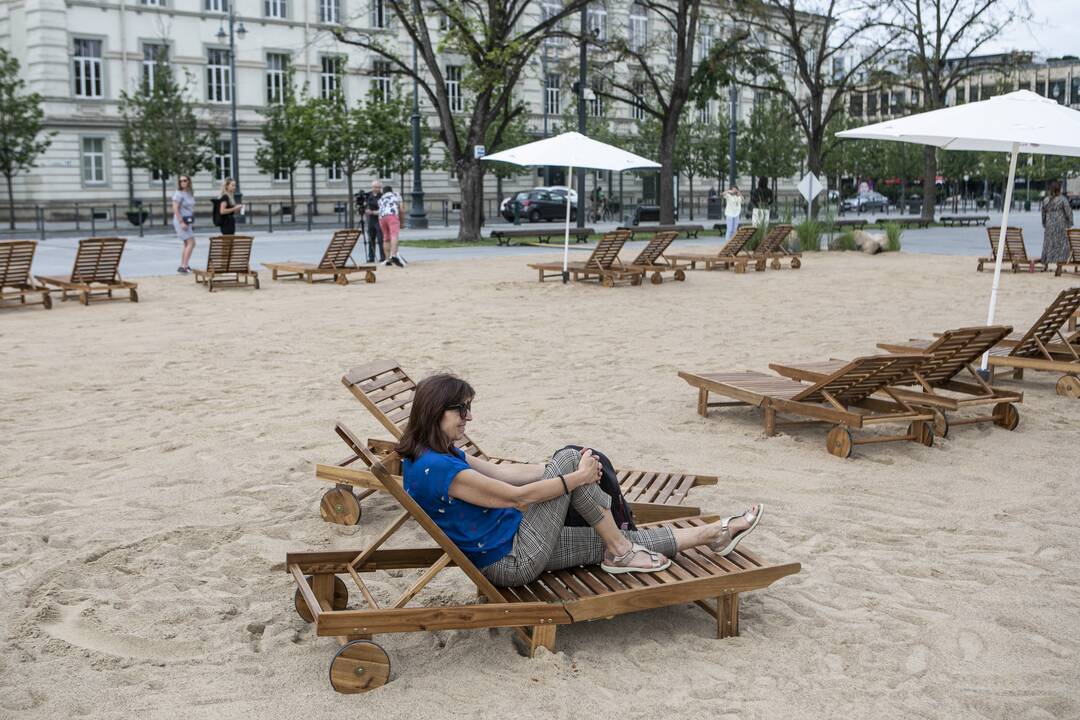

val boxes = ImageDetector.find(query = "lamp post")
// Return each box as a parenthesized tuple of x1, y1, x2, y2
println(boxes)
(575, 5, 588, 228)
(728, 84, 738, 188)
(216, 7, 245, 204)
(406, 31, 425, 226)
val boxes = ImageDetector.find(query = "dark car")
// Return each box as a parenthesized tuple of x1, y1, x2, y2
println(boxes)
(502, 189, 576, 223)
(1068, 193, 1080, 210)
(841, 191, 888, 213)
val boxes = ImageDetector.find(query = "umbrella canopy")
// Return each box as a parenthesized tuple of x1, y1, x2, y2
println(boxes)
(483, 132, 661, 282)
(835, 90, 1080, 370)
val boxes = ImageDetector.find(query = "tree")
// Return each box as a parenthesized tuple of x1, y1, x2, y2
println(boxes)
(320, 94, 368, 228)
(677, 117, 726, 219)
(296, 92, 328, 215)
(255, 68, 306, 213)
(361, 86, 431, 195)
(336, 0, 590, 240)
(739, 94, 801, 192)
(724, 0, 893, 217)
(0, 48, 54, 230)
(483, 109, 534, 217)
(882, 0, 1027, 220)
(119, 62, 216, 215)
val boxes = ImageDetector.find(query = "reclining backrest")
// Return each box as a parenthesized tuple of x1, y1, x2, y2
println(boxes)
(71, 237, 125, 283)
(319, 229, 361, 269)
(986, 227, 1026, 263)
(0, 240, 35, 288)
(207, 235, 254, 273)
(584, 231, 629, 271)
(916, 325, 1013, 385)
(793, 354, 929, 406)
(753, 225, 794, 256)
(1008, 286, 1080, 358)
(717, 226, 756, 257)
(630, 232, 678, 266)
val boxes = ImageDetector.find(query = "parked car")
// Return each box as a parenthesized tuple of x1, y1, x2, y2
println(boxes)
(1068, 193, 1080, 209)
(501, 189, 577, 222)
(499, 186, 579, 218)
(841, 191, 889, 212)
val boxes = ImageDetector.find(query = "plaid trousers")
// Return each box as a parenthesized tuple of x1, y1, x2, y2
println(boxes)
(481, 448, 677, 587)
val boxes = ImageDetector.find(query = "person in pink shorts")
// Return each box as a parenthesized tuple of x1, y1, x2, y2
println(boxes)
(378, 184, 406, 267)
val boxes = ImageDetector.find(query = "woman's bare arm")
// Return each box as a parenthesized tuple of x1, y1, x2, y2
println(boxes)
(449, 450, 601, 509)
(463, 454, 546, 486)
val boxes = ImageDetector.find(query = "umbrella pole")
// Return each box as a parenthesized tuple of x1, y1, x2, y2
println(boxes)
(981, 142, 1020, 374)
(563, 165, 573, 283)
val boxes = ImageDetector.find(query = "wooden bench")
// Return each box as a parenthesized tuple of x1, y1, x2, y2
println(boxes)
(875, 216, 930, 229)
(488, 227, 594, 246)
(832, 218, 868, 230)
(939, 215, 989, 227)
(619, 224, 705, 239)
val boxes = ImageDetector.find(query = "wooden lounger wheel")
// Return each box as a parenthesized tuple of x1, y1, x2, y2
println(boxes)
(674, 269, 686, 281)
(336, 275, 349, 286)
(790, 257, 801, 269)
(130, 289, 138, 303)
(932, 410, 949, 439)
(1056, 375, 1080, 398)
(601, 276, 614, 288)
(42, 293, 52, 310)
(329, 639, 390, 694)
(826, 427, 853, 458)
(320, 486, 362, 525)
(910, 421, 934, 447)
(365, 270, 376, 283)
(650, 271, 663, 284)
(294, 574, 349, 623)
(992, 402, 1020, 430)
(770, 258, 781, 270)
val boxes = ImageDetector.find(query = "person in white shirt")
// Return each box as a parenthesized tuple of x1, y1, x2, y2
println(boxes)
(723, 185, 743, 242)
(378, 184, 406, 267)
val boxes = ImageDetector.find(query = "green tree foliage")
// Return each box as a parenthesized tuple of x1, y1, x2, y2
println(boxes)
(255, 68, 307, 213)
(362, 85, 432, 194)
(739, 95, 802, 189)
(0, 48, 54, 229)
(677, 117, 727, 219)
(320, 93, 368, 227)
(119, 60, 216, 212)
(296, 91, 328, 213)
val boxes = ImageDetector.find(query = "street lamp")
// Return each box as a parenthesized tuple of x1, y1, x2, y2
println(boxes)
(407, 0, 428, 229)
(216, 7, 245, 205)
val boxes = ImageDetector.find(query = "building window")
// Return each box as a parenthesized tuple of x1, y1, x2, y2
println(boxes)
(588, 82, 603, 117)
(1035, 79, 1046, 97)
(141, 0, 166, 6)
(73, 38, 103, 98)
(629, 4, 648, 51)
(207, 48, 231, 103)
(320, 55, 344, 99)
(372, 60, 392, 100)
(1049, 79, 1066, 105)
(697, 22, 714, 63)
(446, 65, 463, 113)
(544, 73, 560, 116)
(867, 92, 878, 114)
(880, 90, 889, 115)
(205, 0, 228, 11)
(267, 53, 288, 103)
(587, 6, 607, 41)
(891, 90, 904, 113)
(142, 43, 167, 90)
(320, 0, 340, 24)
(371, 0, 387, 28)
(849, 92, 863, 117)
(265, 0, 286, 18)
(1071, 78, 1080, 105)
(696, 101, 713, 124)
(1018, 80, 1030, 92)
(540, 1, 564, 46)
(438, 13, 450, 31)
(81, 137, 106, 184)
(631, 80, 645, 121)
(327, 164, 343, 181)
(910, 89, 920, 109)
(214, 138, 232, 180)
(273, 167, 291, 181)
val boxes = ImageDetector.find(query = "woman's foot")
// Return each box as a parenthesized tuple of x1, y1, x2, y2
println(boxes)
(601, 543, 671, 574)
(177, 266, 188, 274)
(707, 504, 763, 556)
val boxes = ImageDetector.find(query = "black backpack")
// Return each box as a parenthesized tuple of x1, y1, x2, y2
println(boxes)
(211, 197, 222, 227)
(559, 445, 636, 530)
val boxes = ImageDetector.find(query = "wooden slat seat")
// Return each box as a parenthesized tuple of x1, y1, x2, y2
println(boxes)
(527, 230, 645, 287)
(679, 354, 938, 458)
(193, 235, 260, 291)
(1054, 229, 1080, 277)
(977, 227, 1046, 272)
(624, 231, 688, 284)
(739, 224, 800, 272)
(35, 237, 138, 305)
(664, 225, 756, 271)
(289, 442, 800, 693)
(0, 240, 51, 310)
(263, 229, 377, 285)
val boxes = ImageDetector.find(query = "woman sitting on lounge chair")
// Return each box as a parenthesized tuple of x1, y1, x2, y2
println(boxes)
(398, 373, 763, 587)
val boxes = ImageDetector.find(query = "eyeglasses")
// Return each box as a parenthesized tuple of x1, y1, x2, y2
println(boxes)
(445, 403, 472, 418)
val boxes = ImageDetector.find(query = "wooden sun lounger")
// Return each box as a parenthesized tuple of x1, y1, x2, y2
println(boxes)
(768, 326, 1023, 439)
(288, 442, 801, 693)
(315, 359, 719, 526)
(742, 224, 799, 271)
(664, 226, 757, 271)
(679, 354, 938, 458)
(624, 231, 688, 284)
(527, 230, 644, 287)
(193, 235, 260, 291)
(35, 237, 138, 305)
(1054, 229, 1080, 277)
(262, 229, 376, 285)
(1, 240, 51, 310)
(977, 227, 1047, 273)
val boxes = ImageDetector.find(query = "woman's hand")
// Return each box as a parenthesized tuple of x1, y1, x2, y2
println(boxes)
(570, 449, 602, 488)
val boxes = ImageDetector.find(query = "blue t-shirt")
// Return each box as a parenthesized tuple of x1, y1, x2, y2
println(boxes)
(403, 447, 522, 568)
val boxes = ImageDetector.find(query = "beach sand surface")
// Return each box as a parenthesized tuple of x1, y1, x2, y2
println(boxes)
(1, 251, 1078, 719)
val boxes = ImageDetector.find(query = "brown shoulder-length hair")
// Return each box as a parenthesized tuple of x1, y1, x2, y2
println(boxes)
(1048, 180, 1061, 197)
(396, 373, 475, 461)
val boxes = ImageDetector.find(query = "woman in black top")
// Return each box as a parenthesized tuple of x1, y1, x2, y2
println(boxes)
(217, 177, 244, 235)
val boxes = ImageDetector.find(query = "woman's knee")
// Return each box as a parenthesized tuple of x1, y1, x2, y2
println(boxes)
(546, 447, 581, 477)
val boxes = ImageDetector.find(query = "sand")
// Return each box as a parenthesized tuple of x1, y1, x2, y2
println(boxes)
(1, 250, 1078, 719)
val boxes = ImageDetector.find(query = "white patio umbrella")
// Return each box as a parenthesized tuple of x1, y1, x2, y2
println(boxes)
(482, 131, 661, 282)
(837, 90, 1080, 370)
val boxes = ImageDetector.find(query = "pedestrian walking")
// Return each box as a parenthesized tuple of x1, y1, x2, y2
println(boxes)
(172, 175, 196, 273)
(379, 184, 406, 267)
(723, 185, 743, 242)
(750, 177, 773, 228)
(364, 180, 385, 264)
(1041, 180, 1073, 266)
(215, 177, 244, 236)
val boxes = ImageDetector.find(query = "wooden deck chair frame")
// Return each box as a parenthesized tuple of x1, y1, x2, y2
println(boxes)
(1054, 229, 1080, 277)
(977, 227, 1047, 273)
(193, 235, 260, 291)
(624, 231, 688, 284)
(36, 237, 138, 305)
(767, 326, 1023, 439)
(733, 225, 800, 273)
(679, 354, 938, 459)
(527, 231, 643, 287)
(316, 360, 718, 525)
(664, 226, 757, 271)
(262, 229, 377, 285)
(0, 240, 52, 310)
(287, 442, 801, 694)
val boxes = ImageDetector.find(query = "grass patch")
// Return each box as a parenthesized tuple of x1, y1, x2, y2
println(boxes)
(746, 224, 767, 251)
(882, 222, 903, 252)
(794, 219, 822, 252)
(832, 230, 858, 251)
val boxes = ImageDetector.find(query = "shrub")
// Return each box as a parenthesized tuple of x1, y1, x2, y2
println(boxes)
(882, 222, 903, 252)
(832, 230, 858, 251)
(794, 219, 822, 252)
(746, 223, 766, 251)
